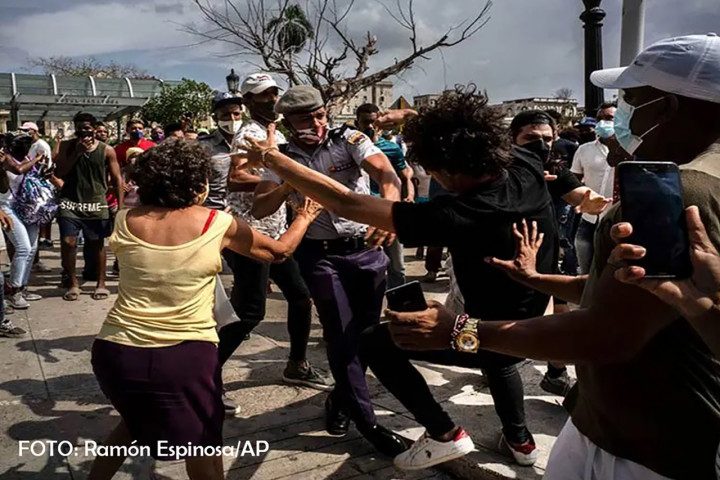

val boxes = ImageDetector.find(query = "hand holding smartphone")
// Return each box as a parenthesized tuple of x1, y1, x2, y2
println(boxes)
(386, 281, 428, 312)
(618, 161, 692, 279)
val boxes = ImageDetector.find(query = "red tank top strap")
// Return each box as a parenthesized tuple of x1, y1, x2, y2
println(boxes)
(201, 209, 218, 235)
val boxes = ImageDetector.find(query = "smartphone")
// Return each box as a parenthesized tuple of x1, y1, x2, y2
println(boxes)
(386, 281, 428, 312)
(618, 161, 692, 279)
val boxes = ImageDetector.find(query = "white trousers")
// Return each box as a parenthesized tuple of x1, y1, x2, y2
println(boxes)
(544, 419, 672, 480)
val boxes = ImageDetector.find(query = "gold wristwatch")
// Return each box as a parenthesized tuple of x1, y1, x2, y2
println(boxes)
(452, 315, 480, 353)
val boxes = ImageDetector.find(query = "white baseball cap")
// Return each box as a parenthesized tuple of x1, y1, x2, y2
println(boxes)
(240, 73, 281, 96)
(591, 33, 720, 104)
(19, 122, 39, 132)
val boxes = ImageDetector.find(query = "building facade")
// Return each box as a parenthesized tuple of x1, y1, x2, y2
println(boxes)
(333, 81, 394, 124)
(499, 97, 580, 124)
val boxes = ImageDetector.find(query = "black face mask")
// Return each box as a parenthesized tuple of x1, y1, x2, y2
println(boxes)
(522, 139, 551, 163)
(76, 130, 94, 139)
(362, 127, 376, 140)
(252, 100, 278, 122)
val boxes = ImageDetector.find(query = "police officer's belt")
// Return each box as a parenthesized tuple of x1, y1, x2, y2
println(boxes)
(304, 236, 367, 255)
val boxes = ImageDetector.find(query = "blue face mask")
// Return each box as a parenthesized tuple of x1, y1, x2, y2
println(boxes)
(614, 94, 665, 155)
(595, 120, 615, 139)
(131, 130, 144, 140)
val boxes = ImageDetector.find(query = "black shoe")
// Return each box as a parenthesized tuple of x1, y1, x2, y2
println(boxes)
(325, 396, 350, 436)
(357, 423, 409, 457)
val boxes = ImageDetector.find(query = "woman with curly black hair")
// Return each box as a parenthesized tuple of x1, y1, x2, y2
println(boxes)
(87, 138, 322, 480)
(239, 86, 559, 469)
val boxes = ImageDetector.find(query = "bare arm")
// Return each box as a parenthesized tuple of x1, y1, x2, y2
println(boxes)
(223, 210, 315, 263)
(3, 154, 41, 175)
(263, 149, 398, 232)
(476, 266, 679, 364)
(228, 153, 262, 192)
(106, 146, 124, 208)
(251, 180, 292, 219)
(519, 274, 588, 305)
(400, 166, 415, 202)
(362, 153, 402, 203)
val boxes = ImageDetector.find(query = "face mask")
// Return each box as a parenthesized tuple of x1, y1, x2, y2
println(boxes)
(362, 127, 376, 140)
(293, 125, 327, 146)
(614, 95, 665, 155)
(579, 132, 597, 144)
(595, 120, 615, 139)
(218, 120, 242, 135)
(522, 139, 550, 163)
(155, 134, 164, 142)
(76, 130, 94, 139)
(252, 101, 279, 122)
(130, 130, 144, 140)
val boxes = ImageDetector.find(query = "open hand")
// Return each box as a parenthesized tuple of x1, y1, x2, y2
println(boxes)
(365, 227, 396, 248)
(239, 123, 279, 170)
(289, 196, 324, 222)
(485, 219, 543, 284)
(575, 189, 612, 215)
(386, 300, 457, 351)
(609, 206, 720, 319)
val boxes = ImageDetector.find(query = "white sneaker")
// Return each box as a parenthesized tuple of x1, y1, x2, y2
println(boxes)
(394, 428, 474, 471)
(499, 434, 538, 466)
(7, 292, 29, 310)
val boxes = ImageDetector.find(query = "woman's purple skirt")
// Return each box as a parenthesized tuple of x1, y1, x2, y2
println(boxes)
(92, 339, 223, 460)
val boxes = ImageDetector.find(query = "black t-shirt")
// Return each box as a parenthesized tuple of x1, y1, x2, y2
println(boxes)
(392, 149, 558, 323)
(553, 137, 579, 165)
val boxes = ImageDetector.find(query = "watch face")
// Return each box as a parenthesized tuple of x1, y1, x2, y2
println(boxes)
(457, 332, 479, 352)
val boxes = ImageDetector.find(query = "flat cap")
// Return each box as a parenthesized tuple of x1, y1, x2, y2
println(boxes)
(275, 85, 324, 115)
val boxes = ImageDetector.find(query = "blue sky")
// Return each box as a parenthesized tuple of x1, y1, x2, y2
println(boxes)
(1, 0, 718, 105)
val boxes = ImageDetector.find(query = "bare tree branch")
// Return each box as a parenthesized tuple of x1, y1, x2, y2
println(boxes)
(186, 0, 493, 115)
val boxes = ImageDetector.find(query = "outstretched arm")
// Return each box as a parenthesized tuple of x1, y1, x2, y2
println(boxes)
(241, 124, 397, 233)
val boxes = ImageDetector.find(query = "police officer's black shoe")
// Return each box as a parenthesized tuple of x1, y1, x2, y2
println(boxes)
(357, 423, 409, 457)
(325, 396, 349, 436)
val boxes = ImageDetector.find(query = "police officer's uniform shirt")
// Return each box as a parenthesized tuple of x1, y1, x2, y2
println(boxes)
(262, 127, 381, 240)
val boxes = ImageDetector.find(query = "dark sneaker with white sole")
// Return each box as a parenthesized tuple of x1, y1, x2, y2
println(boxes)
(223, 392, 241, 417)
(540, 370, 574, 397)
(283, 360, 335, 391)
(0, 320, 27, 338)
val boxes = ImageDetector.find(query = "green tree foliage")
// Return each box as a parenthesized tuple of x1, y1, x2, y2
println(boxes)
(267, 4, 314, 54)
(140, 79, 214, 128)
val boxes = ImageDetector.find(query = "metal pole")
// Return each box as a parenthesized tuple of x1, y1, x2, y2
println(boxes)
(620, 0, 645, 65)
(580, 0, 606, 116)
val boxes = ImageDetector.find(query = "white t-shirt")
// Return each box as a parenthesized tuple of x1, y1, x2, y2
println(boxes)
(28, 139, 53, 171)
(571, 140, 614, 224)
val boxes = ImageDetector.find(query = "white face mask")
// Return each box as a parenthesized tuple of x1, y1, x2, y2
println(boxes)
(218, 120, 242, 135)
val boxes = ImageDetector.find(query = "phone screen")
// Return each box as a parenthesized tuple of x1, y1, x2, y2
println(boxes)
(618, 161, 691, 278)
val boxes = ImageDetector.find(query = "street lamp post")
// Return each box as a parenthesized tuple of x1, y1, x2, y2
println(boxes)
(580, 0, 606, 116)
(226, 69, 240, 94)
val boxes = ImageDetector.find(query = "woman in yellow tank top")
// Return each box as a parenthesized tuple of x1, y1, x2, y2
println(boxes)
(88, 139, 321, 480)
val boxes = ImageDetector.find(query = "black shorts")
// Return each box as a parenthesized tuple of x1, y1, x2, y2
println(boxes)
(58, 217, 112, 241)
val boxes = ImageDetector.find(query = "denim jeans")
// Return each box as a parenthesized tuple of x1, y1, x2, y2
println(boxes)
(360, 322, 530, 443)
(575, 219, 597, 275)
(1, 206, 39, 288)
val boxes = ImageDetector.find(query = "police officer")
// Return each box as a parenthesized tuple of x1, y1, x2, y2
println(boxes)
(252, 86, 407, 456)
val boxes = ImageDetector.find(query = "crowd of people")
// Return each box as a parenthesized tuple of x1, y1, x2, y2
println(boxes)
(1, 32, 719, 480)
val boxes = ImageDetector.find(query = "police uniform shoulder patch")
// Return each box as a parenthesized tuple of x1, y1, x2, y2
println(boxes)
(347, 131, 368, 145)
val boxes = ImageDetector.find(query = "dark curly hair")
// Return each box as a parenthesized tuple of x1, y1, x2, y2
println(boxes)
(403, 86, 512, 177)
(133, 138, 211, 208)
